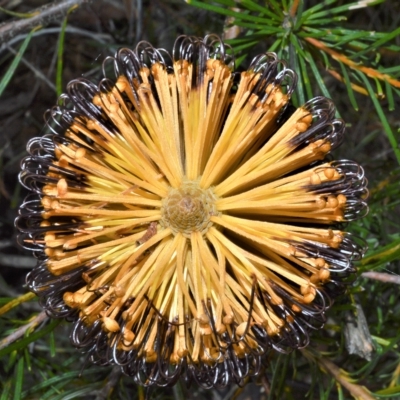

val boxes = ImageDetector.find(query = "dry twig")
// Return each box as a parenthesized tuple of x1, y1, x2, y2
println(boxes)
(92, 366, 122, 400)
(0, 0, 92, 44)
(0, 253, 36, 268)
(0, 310, 47, 351)
(361, 271, 400, 284)
(316, 356, 376, 400)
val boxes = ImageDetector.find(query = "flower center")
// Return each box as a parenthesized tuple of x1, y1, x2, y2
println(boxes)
(161, 179, 218, 237)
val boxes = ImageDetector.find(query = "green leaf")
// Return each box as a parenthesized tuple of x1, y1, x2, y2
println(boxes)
(265, 0, 285, 17)
(359, 237, 400, 270)
(0, 379, 12, 400)
(197, 0, 236, 6)
(0, 319, 61, 358)
(234, 54, 247, 68)
(187, 1, 280, 25)
(301, 0, 337, 20)
(13, 356, 24, 400)
(241, 0, 282, 20)
(354, 129, 380, 153)
(226, 21, 279, 30)
(374, 385, 400, 396)
(356, 71, 400, 165)
(339, 62, 359, 111)
(56, 16, 69, 96)
(380, 65, 400, 75)
(0, 30, 34, 97)
(356, 26, 400, 58)
(289, 34, 305, 106)
(384, 79, 395, 111)
(0, 6, 35, 18)
(49, 329, 56, 358)
(50, 383, 101, 400)
(22, 367, 106, 397)
(268, 353, 284, 399)
(333, 31, 372, 48)
(298, 48, 313, 100)
(228, 39, 259, 53)
(304, 16, 347, 26)
(275, 353, 291, 397)
(268, 37, 283, 52)
(24, 347, 32, 372)
(305, 50, 333, 101)
(305, 0, 384, 20)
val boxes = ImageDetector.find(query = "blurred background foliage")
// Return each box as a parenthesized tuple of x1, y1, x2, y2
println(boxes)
(0, 0, 399, 399)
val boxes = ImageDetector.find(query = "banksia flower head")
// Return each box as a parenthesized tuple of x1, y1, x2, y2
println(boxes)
(18, 35, 368, 388)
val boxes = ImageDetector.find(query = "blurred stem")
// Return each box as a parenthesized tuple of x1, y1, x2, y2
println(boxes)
(56, 13, 70, 96)
(0, 292, 36, 317)
(93, 366, 122, 400)
(0, 311, 47, 351)
(303, 350, 376, 400)
(361, 271, 400, 284)
(137, 385, 144, 400)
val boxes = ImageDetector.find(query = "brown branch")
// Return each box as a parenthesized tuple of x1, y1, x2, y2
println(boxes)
(0, 0, 92, 45)
(0, 292, 36, 317)
(289, 0, 300, 18)
(361, 271, 400, 285)
(260, 374, 271, 396)
(326, 68, 370, 97)
(304, 36, 400, 89)
(314, 355, 376, 400)
(93, 366, 122, 400)
(0, 253, 37, 269)
(0, 311, 48, 351)
(344, 302, 374, 361)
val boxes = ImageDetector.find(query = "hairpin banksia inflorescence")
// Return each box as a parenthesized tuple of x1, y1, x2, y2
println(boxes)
(17, 35, 368, 388)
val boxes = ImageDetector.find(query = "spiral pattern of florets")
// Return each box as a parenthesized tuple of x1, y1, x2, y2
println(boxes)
(161, 180, 218, 237)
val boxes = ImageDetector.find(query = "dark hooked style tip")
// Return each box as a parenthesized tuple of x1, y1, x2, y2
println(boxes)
(17, 35, 368, 388)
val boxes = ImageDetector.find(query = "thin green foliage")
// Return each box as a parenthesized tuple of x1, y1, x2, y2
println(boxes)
(360, 238, 400, 271)
(21, 367, 106, 398)
(0, 6, 35, 18)
(357, 71, 400, 163)
(375, 385, 400, 397)
(304, 49, 332, 104)
(49, 329, 56, 358)
(56, 16, 69, 97)
(0, 319, 60, 358)
(50, 383, 102, 400)
(339, 61, 359, 111)
(0, 30, 34, 96)
(13, 356, 24, 400)
(268, 353, 285, 399)
(0, 379, 12, 400)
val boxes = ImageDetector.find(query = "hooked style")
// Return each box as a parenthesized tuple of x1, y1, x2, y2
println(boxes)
(17, 35, 368, 388)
